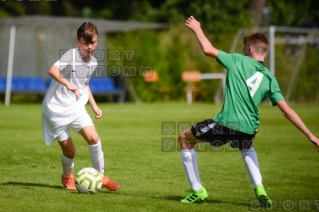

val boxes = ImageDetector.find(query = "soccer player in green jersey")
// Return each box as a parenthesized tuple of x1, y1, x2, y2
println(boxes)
(179, 16, 319, 206)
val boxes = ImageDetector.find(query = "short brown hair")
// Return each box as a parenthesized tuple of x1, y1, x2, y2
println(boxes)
(243, 33, 269, 55)
(77, 22, 98, 44)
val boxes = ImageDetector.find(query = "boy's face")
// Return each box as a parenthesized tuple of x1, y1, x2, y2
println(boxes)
(76, 35, 99, 58)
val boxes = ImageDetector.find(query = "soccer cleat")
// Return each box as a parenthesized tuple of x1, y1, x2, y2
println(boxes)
(61, 175, 76, 190)
(254, 185, 272, 207)
(181, 187, 208, 203)
(102, 176, 120, 191)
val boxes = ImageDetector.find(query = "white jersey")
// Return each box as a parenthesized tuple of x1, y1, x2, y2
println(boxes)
(42, 48, 97, 117)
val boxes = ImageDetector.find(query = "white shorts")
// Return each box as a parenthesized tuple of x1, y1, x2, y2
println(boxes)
(42, 111, 94, 145)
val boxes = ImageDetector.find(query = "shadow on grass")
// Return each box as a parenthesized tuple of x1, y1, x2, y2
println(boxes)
(161, 195, 251, 207)
(1, 182, 254, 207)
(98, 190, 251, 207)
(1, 181, 63, 190)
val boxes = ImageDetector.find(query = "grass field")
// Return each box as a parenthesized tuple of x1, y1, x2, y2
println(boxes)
(0, 102, 318, 212)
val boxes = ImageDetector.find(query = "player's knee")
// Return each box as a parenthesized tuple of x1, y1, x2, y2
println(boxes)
(70, 148, 76, 158)
(178, 133, 194, 149)
(86, 133, 100, 144)
(64, 147, 76, 159)
(178, 133, 184, 142)
(178, 131, 188, 142)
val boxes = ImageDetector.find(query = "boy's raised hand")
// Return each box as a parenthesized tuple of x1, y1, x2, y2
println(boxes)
(185, 16, 201, 32)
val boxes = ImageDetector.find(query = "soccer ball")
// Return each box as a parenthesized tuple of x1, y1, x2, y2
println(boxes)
(75, 167, 103, 194)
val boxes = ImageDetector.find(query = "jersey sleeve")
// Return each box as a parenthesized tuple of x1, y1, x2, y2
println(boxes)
(269, 77, 285, 106)
(216, 50, 242, 71)
(53, 49, 74, 71)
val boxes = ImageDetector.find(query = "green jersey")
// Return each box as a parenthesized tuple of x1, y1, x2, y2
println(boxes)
(213, 50, 285, 134)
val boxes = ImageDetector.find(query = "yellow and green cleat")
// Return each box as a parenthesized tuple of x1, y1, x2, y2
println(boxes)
(254, 185, 273, 207)
(181, 187, 208, 203)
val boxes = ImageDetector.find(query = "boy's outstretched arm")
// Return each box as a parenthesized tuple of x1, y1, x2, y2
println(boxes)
(277, 100, 319, 148)
(185, 16, 218, 58)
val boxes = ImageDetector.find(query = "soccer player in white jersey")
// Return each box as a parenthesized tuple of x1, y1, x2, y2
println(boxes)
(42, 22, 120, 191)
(179, 16, 319, 205)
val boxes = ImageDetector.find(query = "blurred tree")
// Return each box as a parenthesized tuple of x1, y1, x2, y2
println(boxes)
(82, 7, 92, 18)
(0, 1, 59, 16)
(51, 0, 66, 16)
(249, 0, 266, 26)
(265, 0, 319, 27)
(22, 1, 36, 15)
(63, 0, 251, 34)
(155, 0, 252, 34)
(2, 0, 318, 29)
(0, 1, 25, 17)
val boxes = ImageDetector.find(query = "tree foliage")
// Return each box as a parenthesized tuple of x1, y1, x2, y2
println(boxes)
(265, 0, 319, 27)
(1, 0, 318, 28)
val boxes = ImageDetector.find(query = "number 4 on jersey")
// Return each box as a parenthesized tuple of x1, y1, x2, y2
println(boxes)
(246, 72, 264, 97)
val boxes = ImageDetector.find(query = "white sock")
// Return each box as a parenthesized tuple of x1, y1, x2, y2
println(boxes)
(189, 149, 201, 185)
(241, 147, 262, 189)
(181, 149, 202, 190)
(89, 140, 105, 176)
(61, 155, 74, 177)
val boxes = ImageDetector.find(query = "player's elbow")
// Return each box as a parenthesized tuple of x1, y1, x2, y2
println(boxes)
(281, 110, 288, 117)
(48, 65, 58, 77)
(203, 50, 211, 56)
(48, 67, 54, 76)
(202, 46, 218, 58)
(281, 107, 294, 119)
(277, 101, 292, 118)
(203, 50, 213, 58)
(202, 47, 212, 55)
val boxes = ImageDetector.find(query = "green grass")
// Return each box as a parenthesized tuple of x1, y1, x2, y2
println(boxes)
(0, 102, 318, 212)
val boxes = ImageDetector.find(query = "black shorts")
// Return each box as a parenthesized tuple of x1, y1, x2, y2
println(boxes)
(191, 119, 256, 150)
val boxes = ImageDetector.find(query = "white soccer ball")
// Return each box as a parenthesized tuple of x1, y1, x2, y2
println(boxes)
(75, 167, 103, 194)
